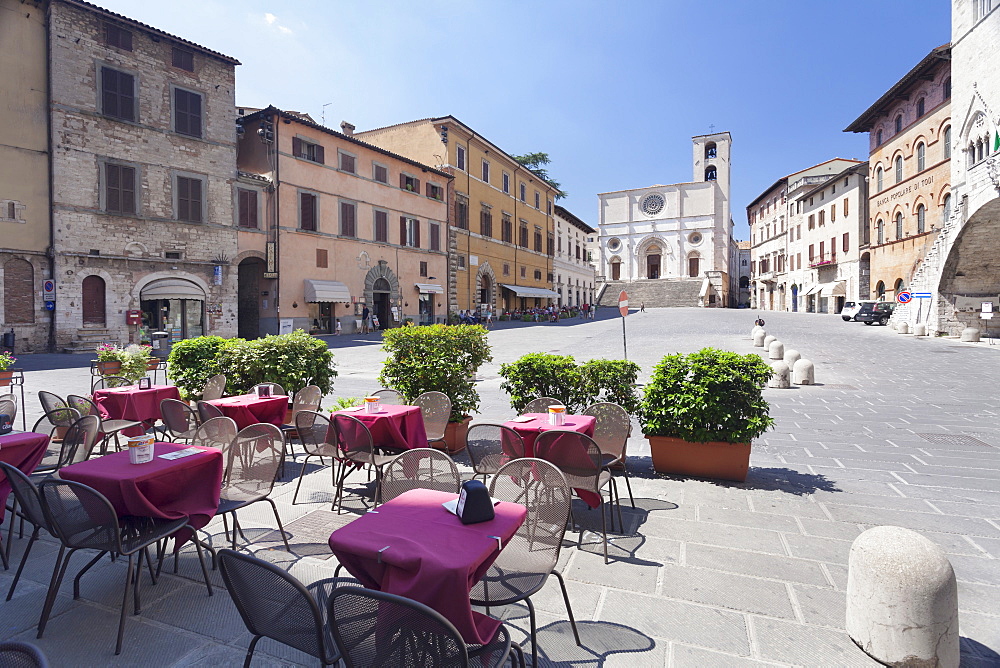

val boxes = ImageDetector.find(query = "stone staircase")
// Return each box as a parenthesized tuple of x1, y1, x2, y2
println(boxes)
(596, 279, 704, 308)
(62, 328, 119, 354)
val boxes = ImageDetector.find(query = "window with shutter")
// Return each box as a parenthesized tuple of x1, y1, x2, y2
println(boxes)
(534, 191, 540, 209)
(174, 88, 203, 138)
(456, 146, 466, 171)
(300, 193, 317, 231)
(481, 160, 490, 183)
(480, 209, 492, 237)
(502, 215, 512, 243)
(340, 201, 356, 237)
(293, 137, 303, 158)
(374, 164, 388, 183)
(339, 152, 356, 174)
(420, 261, 428, 277)
(413, 220, 420, 248)
(400, 216, 407, 245)
(172, 48, 194, 72)
(456, 198, 468, 229)
(401, 175, 419, 193)
(177, 176, 203, 223)
(101, 67, 135, 122)
(374, 210, 388, 242)
(104, 23, 132, 51)
(534, 230, 542, 252)
(237, 188, 258, 228)
(316, 249, 328, 268)
(843, 233, 849, 252)
(429, 222, 440, 251)
(105, 164, 136, 215)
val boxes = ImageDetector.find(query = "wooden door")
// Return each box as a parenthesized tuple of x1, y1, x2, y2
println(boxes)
(82, 275, 106, 325)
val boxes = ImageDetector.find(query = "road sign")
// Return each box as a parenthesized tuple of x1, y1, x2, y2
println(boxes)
(912, 292, 932, 299)
(618, 290, 629, 317)
(44, 301, 55, 311)
(42, 280, 56, 300)
(983, 302, 994, 314)
(896, 291, 912, 304)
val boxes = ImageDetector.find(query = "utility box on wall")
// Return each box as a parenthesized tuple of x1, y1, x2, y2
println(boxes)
(126, 310, 142, 325)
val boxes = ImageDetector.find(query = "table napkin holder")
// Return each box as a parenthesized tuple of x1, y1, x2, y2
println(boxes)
(256, 384, 272, 398)
(127, 435, 155, 464)
(457, 480, 495, 525)
(0, 413, 12, 435)
(138, 377, 152, 390)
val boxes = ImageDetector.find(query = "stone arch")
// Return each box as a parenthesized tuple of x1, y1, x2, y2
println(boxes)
(937, 198, 1000, 324)
(233, 249, 266, 264)
(475, 261, 497, 309)
(132, 271, 211, 304)
(909, 196, 929, 216)
(3, 257, 35, 324)
(686, 250, 702, 278)
(635, 235, 671, 279)
(77, 267, 116, 327)
(364, 260, 400, 327)
(123, 241, 149, 257)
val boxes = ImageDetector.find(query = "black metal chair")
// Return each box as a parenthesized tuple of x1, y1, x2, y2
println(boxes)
(31, 393, 79, 442)
(1, 463, 54, 602)
(520, 397, 561, 415)
(201, 373, 227, 401)
(583, 401, 635, 507)
(412, 391, 451, 448)
(0, 395, 18, 430)
(90, 376, 132, 393)
(329, 587, 519, 667)
(465, 423, 526, 482)
(218, 549, 360, 668)
(159, 398, 200, 443)
(195, 400, 225, 423)
(66, 394, 143, 454)
(0, 641, 49, 667)
(470, 458, 580, 666)
(291, 411, 340, 506)
(379, 448, 460, 503)
(331, 414, 396, 512)
(36, 479, 212, 655)
(189, 416, 238, 450)
(27, 414, 100, 475)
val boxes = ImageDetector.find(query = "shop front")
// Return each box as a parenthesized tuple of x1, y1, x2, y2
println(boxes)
(499, 284, 560, 312)
(414, 283, 444, 325)
(140, 278, 206, 342)
(304, 279, 351, 335)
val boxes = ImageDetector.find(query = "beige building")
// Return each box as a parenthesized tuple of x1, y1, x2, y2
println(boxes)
(553, 205, 596, 307)
(845, 45, 951, 303)
(235, 108, 450, 335)
(355, 118, 560, 315)
(48, 0, 241, 351)
(0, 0, 51, 352)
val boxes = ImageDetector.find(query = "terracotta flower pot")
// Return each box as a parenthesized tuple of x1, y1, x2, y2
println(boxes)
(437, 415, 472, 454)
(146, 359, 161, 371)
(646, 435, 751, 482)
(0, 370, 12, 387)
(94, 360, 122, 376)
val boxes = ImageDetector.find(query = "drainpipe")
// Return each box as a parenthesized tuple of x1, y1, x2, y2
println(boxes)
(45, 3, 56, 353)
(272, 110, 280, 334)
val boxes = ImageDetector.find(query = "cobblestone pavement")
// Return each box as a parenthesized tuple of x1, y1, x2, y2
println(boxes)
(2, 307, 999, 666)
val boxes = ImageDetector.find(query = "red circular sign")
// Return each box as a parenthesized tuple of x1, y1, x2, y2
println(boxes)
(618, 290, 629, 317)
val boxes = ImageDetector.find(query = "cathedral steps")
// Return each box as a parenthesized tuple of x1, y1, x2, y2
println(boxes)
(596, 279, 703, 308)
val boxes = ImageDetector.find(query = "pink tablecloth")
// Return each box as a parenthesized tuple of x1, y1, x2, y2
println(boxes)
(328, 488, 526, 646)
(330, 405, 428, 451)
(206, 394, 288, 430)
(94, 384, 181, 436)
(0, 432, 50, 523)
(503, 413, 596, 457)
(59, 442, 223, 547)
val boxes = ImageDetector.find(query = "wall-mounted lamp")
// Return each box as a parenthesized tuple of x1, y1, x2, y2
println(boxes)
(404, 302, 409, 307)
(292, 301, 298, 308)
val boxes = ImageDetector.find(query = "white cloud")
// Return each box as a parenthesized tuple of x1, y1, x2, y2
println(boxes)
(278, 25, 292, 34)
(264, 13, 276, 24)
(258, 12, 292, 34)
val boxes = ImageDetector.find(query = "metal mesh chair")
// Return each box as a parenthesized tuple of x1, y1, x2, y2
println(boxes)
(90, 376, 131, 392)
(196, 400, 225, 423)
(583, 402, 635, 507)
(66, 394, 143, 454)
(216, 423, 290, 552)
(27, 415, 100, 474)
(380, 449, 460, 503)
(331, 414, 396, 512)
(291, 411, 340, 505)
(329, 587, 516, 668)
(0, 641, 49, 668)
(190, 416, 238, 450)
(465, 424, 526, 482)
(0, 395, 17, 427)
(534, 430, 620, 564)
(412, 391, 451, 447)
(37, 479, 212, 655)
(1, 463, 54, 601)
(520, 397, 561, 414)
(470, 458, 579, 666)
(36, 392, 71, 430)
(252, 382, 286, 397)
(371, 388, 404, 405)
(281, 385, 323, 460)
(160, 398, 200, 443)
(201, 373, 227, 401)
(218, 549, 359, 667)
(28, 408, 81, 474)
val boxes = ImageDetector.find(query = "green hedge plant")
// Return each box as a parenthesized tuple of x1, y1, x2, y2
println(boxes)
(499, 353, 641, 414)
(379, 324, 492, 422)
(640, 348, 774, 443)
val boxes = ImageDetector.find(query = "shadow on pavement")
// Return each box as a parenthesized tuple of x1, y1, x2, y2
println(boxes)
(626, 456, 841, 495)
(506, 619, 657, 667)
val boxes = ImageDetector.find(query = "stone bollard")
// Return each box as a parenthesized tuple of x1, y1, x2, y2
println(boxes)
(763, 335, 776, 350)
(751, 325, 763, 338)
(792, 358, 814, 385)
(784, 349, 801, 367)
(753, 330, 767, 347)
(846, 526, 959, 668)
(897, 321, 910, 334)
(960, 327, 981, 342)
(768, 340, 784, 360)
(914, 323, 927, 336)
(768, 361, 790, 388)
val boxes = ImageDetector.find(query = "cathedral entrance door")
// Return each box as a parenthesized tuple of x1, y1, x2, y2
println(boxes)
(647, 254, 660, 279)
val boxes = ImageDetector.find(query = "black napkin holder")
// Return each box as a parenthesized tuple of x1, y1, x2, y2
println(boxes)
(0, 413, 11, 435)
(457, 480, 494, 525)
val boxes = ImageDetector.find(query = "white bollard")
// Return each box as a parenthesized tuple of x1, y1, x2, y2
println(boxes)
(960, 327, 981, 342)
(751, 325, 763, 338)
(914, 323, 927, 336)
(784, 349, 801, 367)
(768, 361, 790, 388)
(763, 335, 776, 350)
(753, 330, 767, 347)
(792, 358, 814, 385)
(846, 526, 958, 668)
(768, 340, 784, 360)
(897, 321, 910, 334)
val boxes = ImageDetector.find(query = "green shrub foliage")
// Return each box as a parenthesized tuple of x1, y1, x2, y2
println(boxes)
(379, 324, 492, 422)
(499, 353, 641, 414)
(168, 330, 336, 399)
(640, 348, 774, 443)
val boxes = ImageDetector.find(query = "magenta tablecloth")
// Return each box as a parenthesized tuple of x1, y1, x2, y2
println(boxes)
(503, 414, 600, 508)
(0, 432, 50, 523)
(94, 384, 181, 436)
(206, 394, 288, 430)
(330, 404, 428, 451)
(59, 442, 222, 547)
(328, 489, 526, 646)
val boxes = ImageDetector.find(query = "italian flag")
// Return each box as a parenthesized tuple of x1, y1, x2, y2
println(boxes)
(995, 131, 1000, 152)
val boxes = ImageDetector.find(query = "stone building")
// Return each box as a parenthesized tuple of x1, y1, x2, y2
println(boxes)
(896, 2, 1000, 334)
(845, 44, 951, 306)
(552, 205, 596, 308)
(235, 107, 450, 336)
(0, 0, 51, 352)
(355, 118, 560, 315)
(735, 240, 751, 307)
(595, 132, 735, 308)
(48, 0, 240, 351)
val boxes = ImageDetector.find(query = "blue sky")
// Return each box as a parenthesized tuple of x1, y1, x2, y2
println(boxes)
(97, 0, 951, 240)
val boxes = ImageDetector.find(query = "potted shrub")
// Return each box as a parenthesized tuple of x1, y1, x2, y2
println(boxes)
(379, 324, 492, 453)
(94, 343, 124, 377)
(499, 353, 641, 415)
(0, 351, 16, 386)
(94, 344, 154, 383)
(640, 348, 774, 482)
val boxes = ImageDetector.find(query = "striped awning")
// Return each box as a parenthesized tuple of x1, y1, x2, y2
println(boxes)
(140, 278, 205, 300)
(303, 280, 351, 303)
(819, 281, 846, 297)
(414, 283, 444, 294)
(500, 284, 559, 298)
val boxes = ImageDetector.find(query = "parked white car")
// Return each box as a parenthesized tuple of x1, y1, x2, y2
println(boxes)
(841, 300, 875, 321)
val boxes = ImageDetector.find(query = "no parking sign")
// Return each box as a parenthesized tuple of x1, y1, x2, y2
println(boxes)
(896, 291, 912, 304)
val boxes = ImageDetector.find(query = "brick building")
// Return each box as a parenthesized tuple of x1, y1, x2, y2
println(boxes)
(48, 0, 240, 351)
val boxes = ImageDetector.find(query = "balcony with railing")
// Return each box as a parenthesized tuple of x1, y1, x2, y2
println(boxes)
(809, 252, 837, 268)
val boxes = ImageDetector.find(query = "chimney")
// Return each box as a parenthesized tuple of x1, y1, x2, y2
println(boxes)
(340, 121, 355, 136)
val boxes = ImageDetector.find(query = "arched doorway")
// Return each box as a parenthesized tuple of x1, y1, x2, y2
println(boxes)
(645, 245, 661, 279)
(859, 252, 871, 299)
(610, 259, 621, 280)
(372, 277, 391, 330)
(238, 258, 264, 339)
(875, 281, 886, 300)
(140, 277, 205, 340)
(82, 275, 106, 326)
(687, 253, 701, 278)
(363, 260, 400, 329)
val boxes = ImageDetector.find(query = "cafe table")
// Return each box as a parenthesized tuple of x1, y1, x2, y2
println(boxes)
(93, 384, 181, 436)
(59, 442, 223, 547)
(205, 394, 288, 430)
(502, 413, 596, 457)
(330, 404, 428, 451)
(328, 488, 526, 646)
(0, 431, 50, 523)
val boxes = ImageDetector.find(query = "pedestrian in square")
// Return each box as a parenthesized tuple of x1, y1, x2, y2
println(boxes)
(335, 319, 342, 336)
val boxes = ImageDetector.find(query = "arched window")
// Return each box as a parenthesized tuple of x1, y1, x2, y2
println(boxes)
(977, 139, 984, 162)
(688, 253, 700, 278)
(917, 97, 925, 117)
(705, 166, 717, 181)
(944, 77, 951, 99)
(895, 114, 902, 134)
(969, 142, 977, 167)
(876, 219, 884, 244)
(894, 278, 904, 297)
(705, 142, 717, 159)
(875, 281, 886, 299)
(81, 275, 107, 326)
(895, 156, 903, 183)
(3, 258, 35, 323)
(917, 204, 926, 233)
(944, 126, 951, 159)
(610, 259, 621, 280)
(876, 129, 883, 145)
(875, 166, 883, 191)
(917, 142, 926, 171)
(895, 212, 903, 239)
(942, 193, 952, 225)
